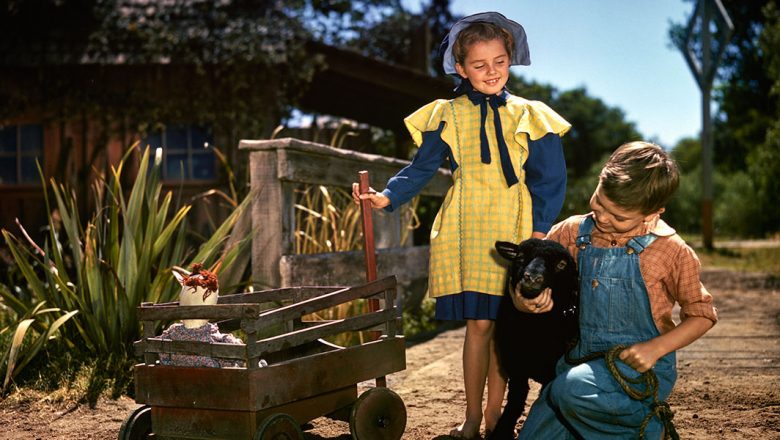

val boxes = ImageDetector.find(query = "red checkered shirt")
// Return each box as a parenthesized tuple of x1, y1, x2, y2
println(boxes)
(547, 214, 718, 334)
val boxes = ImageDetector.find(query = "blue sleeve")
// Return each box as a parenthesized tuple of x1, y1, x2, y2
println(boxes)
(382, 121, 452, 212)
(525, 133, 567, 233)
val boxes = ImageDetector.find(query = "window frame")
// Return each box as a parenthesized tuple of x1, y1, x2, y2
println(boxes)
(0, 123, 45, 186)
(144, 124, 216, 182)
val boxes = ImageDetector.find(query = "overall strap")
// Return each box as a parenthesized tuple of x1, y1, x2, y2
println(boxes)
(626, 233, 658, 255)
(576, 216, 594, 249)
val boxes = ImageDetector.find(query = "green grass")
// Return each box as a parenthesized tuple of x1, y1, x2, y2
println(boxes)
(691, 245, 780, 277)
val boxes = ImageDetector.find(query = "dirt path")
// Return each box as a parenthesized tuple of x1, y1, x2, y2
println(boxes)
(0, 269, 778, 439)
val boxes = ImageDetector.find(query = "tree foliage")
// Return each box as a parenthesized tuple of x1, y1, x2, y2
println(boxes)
(669, 0, 780, 237)
(509, 76, 641, 180)
(507, 75, 642, 218)
(345, 0, 457, 75)
(0, 0, 404, 176)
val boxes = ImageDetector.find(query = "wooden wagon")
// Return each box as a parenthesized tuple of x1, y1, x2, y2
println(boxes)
(120, 275, 407, 440)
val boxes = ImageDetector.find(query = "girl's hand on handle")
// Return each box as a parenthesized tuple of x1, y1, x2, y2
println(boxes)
(351, 182, 391, 209)
(511, 287, 554, 314)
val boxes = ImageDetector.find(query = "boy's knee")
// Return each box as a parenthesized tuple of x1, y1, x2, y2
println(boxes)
(549, 364, 652, 428)
(548, 365, 604, 417)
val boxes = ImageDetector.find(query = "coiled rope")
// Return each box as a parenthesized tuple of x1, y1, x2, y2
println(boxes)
(565, 344, 679, 440)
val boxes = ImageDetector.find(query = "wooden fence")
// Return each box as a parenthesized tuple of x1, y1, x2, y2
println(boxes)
(239, 138, 450, 307)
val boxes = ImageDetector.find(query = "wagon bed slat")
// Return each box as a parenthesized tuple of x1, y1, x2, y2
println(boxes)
(242, 276, 396, 334)
(134, 337, 405, 411)
(138, 303, 261, 321)
(249, 307, 397, 358)
(217, 286, 344, 304)
(135, 338, 248, 360)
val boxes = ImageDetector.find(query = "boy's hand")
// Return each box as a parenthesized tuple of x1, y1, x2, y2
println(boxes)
(619, 341, 663, 373)
(511, 286, 553, 314)
(351, 183, 390, 209)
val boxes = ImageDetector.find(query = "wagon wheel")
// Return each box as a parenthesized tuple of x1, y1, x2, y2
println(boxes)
(350, 387, 407, 440)
(118, 405, 152, 440)
(254, 413, 303, 440)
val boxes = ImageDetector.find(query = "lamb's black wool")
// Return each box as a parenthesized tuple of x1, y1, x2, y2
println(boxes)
(489, 238, 580, 440)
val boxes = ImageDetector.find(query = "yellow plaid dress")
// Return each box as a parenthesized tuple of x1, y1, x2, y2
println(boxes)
(404, 94, 570, 298)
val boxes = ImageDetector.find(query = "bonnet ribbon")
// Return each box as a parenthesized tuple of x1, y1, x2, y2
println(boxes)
(458, 82, 518, 187)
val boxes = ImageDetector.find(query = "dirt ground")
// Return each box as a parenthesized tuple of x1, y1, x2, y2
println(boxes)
(0, 268, 778, 439)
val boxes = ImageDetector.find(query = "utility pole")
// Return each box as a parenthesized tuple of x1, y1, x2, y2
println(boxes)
(680, 0, 733, 250)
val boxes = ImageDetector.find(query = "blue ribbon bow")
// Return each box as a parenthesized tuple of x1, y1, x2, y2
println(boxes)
(456, 81, 519, 187)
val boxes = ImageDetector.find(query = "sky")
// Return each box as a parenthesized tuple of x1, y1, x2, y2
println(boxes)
(402, 0, 704, 148)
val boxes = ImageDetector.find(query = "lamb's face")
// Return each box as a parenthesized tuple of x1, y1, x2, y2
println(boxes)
(496, 239, 575, 300)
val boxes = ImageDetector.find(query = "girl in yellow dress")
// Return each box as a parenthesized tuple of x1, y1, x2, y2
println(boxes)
(354, 12, 570, 438)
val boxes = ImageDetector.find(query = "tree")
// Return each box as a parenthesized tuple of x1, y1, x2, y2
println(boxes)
(753, 1, 780, 234)
(0, 0, 406, 178)
(669, 0, 780, 236)
(509, 76, 641, 180)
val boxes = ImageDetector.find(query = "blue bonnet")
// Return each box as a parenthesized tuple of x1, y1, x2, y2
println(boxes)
(441, 11, 531, 75)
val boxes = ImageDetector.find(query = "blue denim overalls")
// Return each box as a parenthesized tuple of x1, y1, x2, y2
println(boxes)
(518, 216, 677, 439)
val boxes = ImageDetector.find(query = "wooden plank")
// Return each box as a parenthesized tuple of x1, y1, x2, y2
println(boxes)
(135, 365, 254, 410)
(280, 247, 428, 287)
(217, 286, 343, 304)
(136, 338, 247, 360)
(248, 337, 406, 410)
(240, 138, 450, 196)
(142, 319, 157, 365)
(137, 304, 260, 321)
(248, 308, 398, 358)
(249, 150, 295, 290)
(279, 148, 450, 197)
(150, 386, 357, 440)
(252, 385, 357, 428)
(242, 277, 397, 334)
(152, 406, 253, 440)
(134, 337, 405, 411)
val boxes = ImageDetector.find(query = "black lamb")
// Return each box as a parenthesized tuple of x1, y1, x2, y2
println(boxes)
(489, 238, 580, 440)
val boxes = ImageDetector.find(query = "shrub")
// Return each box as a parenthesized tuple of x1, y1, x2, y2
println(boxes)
(0, 146, 251, 399)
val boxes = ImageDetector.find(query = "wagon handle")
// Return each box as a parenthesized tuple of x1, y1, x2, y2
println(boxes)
(358, 170, 378, 284)
(358, 171, 387, 388)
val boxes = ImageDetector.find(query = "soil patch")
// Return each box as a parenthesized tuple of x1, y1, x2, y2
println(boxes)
(1, 268, 778, 439)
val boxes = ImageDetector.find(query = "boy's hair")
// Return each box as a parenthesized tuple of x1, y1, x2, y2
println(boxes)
(599, 141, 680, 214)
(452, 22, 515, 66)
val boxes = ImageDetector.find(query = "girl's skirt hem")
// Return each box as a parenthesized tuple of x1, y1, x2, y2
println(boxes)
(434, 291, 502, 321)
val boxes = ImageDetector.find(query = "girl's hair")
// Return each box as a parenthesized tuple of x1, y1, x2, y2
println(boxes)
(599, 141, 680, 214)
(452, 22, 515, 66)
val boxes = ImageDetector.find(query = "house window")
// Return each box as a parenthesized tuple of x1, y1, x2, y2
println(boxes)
(0, 124, 44, 184)
(145, 125, 216, 181)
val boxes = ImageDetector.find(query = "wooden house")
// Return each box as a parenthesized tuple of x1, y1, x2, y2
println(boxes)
(0, 35, 453, 247)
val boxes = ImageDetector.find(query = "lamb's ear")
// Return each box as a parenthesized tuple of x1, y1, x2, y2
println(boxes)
(495, 241, 522, 261)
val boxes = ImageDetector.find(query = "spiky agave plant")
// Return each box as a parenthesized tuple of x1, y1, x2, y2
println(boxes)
(0, 144, 251, 394)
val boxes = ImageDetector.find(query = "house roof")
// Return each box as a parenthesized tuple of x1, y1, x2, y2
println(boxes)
(0, 34, 454, 134)
(298, 41, 455, 132)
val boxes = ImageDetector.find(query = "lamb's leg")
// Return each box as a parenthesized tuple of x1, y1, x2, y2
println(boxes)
(488, 377, 529, 440)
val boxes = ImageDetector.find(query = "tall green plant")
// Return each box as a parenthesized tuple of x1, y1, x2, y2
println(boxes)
(0, 145, 252, 394)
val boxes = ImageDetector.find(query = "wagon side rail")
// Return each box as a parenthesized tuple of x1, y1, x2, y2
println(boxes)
(242, 276, 399, 368)
(134, 302, 261, 365)
(134, 276, 399, 368)
(148, 286, 346, 334)
(150, 286, 346, 307)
